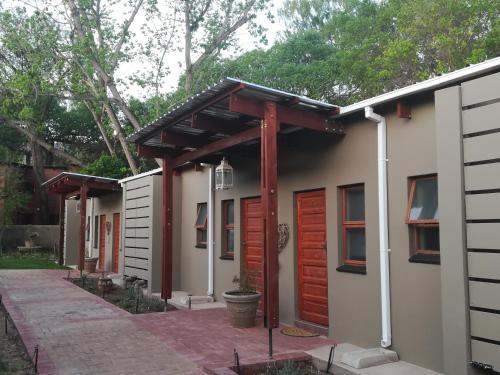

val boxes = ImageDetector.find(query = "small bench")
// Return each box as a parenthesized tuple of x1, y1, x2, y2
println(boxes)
(17, 246, 43, 256)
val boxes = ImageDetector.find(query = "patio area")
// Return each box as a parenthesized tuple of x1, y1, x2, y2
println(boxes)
(0, 269, 334, 374)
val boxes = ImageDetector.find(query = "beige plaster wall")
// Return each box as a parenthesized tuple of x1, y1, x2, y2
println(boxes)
(175, 100, 442, 372)
(386, 100, 443, 371)
(86, 193, 122, 272)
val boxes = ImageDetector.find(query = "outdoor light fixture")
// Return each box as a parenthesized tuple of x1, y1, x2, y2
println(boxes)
(215, 157, 233, 190)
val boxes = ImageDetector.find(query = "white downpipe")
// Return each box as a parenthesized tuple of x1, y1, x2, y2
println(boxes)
(89, 198, 94, 258)
(207, 165, 215, 296)
(365, 106, 392, 348)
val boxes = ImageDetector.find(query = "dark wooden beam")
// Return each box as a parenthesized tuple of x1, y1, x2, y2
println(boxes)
(262, 101, 279, 330)
(136, 143, 172, 159)
(192, 113, 245, 135)
(161, 156, 173, 300)
(229, 94, 264, 118)
(172, 127, 261, 167)
(397, 101, 411, 119)
(78, 183, 88, 272)
(229, 94, 342, 133)
(61, 177, 120, 192)
(161, 130, 210, 148)
(58, 195, 65, 266)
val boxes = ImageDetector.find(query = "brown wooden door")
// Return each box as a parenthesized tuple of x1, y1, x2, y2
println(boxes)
(297, 189, 329, 326)
(99, 214, 106, 270)
(242, 197, 263, 305)
(112, 213, 120, 273)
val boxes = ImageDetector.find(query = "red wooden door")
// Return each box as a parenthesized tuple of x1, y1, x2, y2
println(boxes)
(99, 214, 106, 270)
(243, 197, 263, 306)
(297, 190, 329, 326)
(112, 213, 120, 273)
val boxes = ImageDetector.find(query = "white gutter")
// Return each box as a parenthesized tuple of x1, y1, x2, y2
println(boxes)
(202, 164, 215, 297)
(365, 106, 392, 348)
(118, 167, 163, 185)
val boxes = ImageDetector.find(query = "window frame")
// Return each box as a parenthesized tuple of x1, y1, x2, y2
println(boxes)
(406, 175, 439, 256)
(341, 185, 366, 267)
(195, 202, 208, 248)
(221, 199, 235, 259)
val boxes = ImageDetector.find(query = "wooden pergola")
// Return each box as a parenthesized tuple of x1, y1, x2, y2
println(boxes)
(130, 78, 342, 351)
(42, 172, 121, 269)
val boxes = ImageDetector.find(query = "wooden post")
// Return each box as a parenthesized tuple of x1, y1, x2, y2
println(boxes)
(162, 157, 173, 300)
(78, 184, 88, 272)
(58, 195, 66, 265)
(261, 102, 279, 329)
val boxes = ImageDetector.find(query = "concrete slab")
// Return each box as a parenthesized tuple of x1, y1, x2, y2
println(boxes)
(341, 348, 398, 369)
(361, 361, 443, 375)
(306, 344, 442, 375)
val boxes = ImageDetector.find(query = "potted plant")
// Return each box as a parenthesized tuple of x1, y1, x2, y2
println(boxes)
(84, 257, 98, 273)
(223, 275, 261, 328)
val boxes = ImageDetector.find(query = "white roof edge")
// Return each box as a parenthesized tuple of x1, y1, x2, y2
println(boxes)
(118, 167, 163, 184)
(338, 56, 500, 117)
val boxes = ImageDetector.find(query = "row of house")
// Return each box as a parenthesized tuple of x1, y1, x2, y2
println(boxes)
(43, 57, 500, 375)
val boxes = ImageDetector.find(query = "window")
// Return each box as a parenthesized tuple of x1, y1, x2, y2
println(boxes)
(338, 185, 366, 273)
(221, 200, 235, 259)
(195, 203, 208, 248)
(93, 216, 99, 249)
(407, 176, 439, 263)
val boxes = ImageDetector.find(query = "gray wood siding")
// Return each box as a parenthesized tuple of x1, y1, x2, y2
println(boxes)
(460, 72, 500, 371)
(123, 181, 153, 286)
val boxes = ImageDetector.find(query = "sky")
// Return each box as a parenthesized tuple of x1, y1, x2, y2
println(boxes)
(118, 0, 286, 98)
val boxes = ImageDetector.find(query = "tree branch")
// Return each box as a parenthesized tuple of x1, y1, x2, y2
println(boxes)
(0, 118, 84, 167)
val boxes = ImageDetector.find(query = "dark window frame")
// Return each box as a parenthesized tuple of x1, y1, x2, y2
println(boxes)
(221, 199, 235, 259)
(341, 184, 366, 267)
(195, 202, 208, 248)
(406, 175, 439, 257)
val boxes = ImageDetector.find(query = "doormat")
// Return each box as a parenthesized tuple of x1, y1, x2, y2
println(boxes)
(281, 326, 319, 337)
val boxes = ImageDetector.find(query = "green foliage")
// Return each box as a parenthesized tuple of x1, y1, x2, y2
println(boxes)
(0, 168, 31, 226)
(79, 154, 130, 179)
(279, 0, 500, 102)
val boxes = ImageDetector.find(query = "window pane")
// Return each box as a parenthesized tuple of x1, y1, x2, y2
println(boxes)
(227, 229, 234, 252)
(196, 203, 207, 226)
(201, 229, 207, 243)
(417, 227, 440, 251)
(346, 187, 365, 221)
(346, 227, 366, 261)
(410, 178, 438, 221)
(226, 201, 234, 225)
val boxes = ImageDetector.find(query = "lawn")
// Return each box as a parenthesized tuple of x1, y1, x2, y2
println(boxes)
(0, 253, 68, 269)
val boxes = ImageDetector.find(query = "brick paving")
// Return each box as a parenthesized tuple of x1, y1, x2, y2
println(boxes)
(0, 270, 334, 374)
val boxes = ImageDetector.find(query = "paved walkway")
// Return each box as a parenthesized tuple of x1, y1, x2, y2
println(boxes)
(0, 270, 334, 375)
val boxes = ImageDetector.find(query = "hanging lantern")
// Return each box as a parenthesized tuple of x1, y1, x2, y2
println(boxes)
(215, 157, 233, 190)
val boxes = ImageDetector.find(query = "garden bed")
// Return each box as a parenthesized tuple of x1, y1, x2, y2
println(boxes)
(0, 305, 36, 375)
(69, 276, 176, 314)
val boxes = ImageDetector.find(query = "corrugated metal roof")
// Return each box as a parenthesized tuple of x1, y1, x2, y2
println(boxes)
(41, 172, 119, 187)
(128, 78, 338, 144)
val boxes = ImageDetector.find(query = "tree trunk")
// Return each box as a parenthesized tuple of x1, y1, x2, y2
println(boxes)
(102, 102, 139, 175)
(184, 0, 194, 93)
(84, 101, 115, 155)
(30, 140, 50, 224)
(1, 119, 84, 166)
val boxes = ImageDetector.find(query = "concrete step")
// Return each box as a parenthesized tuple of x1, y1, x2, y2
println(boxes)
(306, 344, 443, 375)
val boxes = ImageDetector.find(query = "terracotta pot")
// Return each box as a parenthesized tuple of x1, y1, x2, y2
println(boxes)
(84, 257, 98, 273)
(222, 291, 261, 328)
